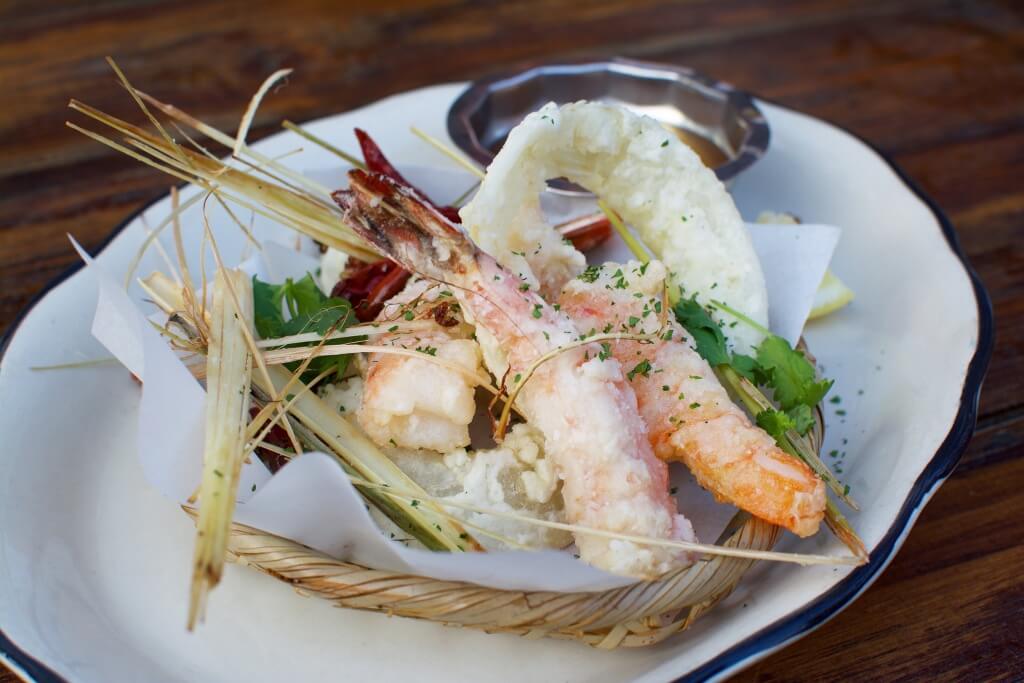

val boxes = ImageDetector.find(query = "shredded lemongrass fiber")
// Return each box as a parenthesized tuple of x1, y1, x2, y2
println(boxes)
(281, 120, 366, 169)
(598, 199, 650, 263)
(346, 476, 862, 567)
(189, 268, 254, 630)
(261, 343, 493, 387)
(233, 69, 293, 157)
(253, 320, 436, 347)
(243, 441, 529, 551)
(30, 357, 120, 371)
(410, 126, 485, 179)
(66, 91, 377, 261)
(493, 331, 658, 439)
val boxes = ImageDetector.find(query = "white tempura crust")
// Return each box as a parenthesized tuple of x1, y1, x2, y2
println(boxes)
(559, 260, 825, 536)
(460, 256, 696, 578)
(460, 101, 769, 354)
(319, 376, 570, 551)
(356, 278, 484, 453)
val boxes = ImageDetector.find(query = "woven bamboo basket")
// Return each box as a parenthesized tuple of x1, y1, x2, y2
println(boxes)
(213, 400, 824, 649)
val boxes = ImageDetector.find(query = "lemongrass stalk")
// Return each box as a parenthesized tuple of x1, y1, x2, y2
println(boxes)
(261, 343, 492, 386)
(140, 217, 181, 286)
(254, 320, 436, 348)
(716, 365, 866, 559)
(410, 126, 485, 178)
(282, 120, 366, 169)
(247, 440, 527, 550)
(139, 271, 183, 316)
(824, 499, 867, 560)
(131, 90, 335, 201)
(451, 180, 479, 207)
(718, 365, 858, 509)
(233, 69, 293, 156)
(349, 477, 862, 567)
(189, 268, 254, 629)
(67, 103, 378, 261)
(598, 199, 650, 262)
(253, 365, 482, 552)
(201, 214, 304, 456)
(493, 331, 657, 439)
(105, 56, 190, 171)
(30, 357, 120, 371)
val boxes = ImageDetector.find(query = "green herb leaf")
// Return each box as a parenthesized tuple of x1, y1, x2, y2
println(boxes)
(672, 295, 729, 366)
(787, 403, 815, 435)
(755, 408, 794, 440)
(252, 274, 358, 383)
(627, 359, 652, 380)
(755, 336, 833, 410)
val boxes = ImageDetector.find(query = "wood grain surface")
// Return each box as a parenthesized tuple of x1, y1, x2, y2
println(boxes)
(1, 0, 1021, 680)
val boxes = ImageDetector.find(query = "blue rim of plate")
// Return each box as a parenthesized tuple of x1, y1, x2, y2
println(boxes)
(0, 106, 994, 683)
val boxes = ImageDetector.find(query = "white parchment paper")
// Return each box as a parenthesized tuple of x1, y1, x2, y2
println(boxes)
(77, 166, 841, 592)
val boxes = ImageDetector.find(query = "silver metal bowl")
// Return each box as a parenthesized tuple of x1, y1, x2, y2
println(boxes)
(447, 57, 769, 193)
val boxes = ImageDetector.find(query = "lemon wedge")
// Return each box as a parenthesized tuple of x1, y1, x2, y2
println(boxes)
(809, 270, 854, 319)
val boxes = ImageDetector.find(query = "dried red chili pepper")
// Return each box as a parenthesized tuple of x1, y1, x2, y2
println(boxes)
(557, 213, 613, 252)
(353, 128, 463, 224)
(331, 258, 411, 321)
(249, 405, 292, 473)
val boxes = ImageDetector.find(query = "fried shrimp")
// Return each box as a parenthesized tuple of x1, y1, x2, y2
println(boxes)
(336, 170, 696, 579)
(460, 101, 768, 354)
(357, 277, 483, 453)
(559, 260, 825, 536)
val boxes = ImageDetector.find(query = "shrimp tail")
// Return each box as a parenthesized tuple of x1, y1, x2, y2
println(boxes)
(333, 170, 475, 281)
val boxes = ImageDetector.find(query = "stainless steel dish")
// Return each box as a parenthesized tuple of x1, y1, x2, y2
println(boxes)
(447, 57, 769, 193)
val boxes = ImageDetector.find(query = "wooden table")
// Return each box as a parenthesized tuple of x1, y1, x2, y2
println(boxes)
(1, 1, 1020, 680)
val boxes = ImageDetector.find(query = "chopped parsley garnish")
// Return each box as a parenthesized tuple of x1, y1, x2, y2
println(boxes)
(578, 265, 601, 283)
(627, 359, 652, 380)
(531, 304, 543, 319)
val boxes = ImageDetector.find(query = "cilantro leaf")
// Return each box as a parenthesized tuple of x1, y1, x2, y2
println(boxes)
(253, 274, 359, 383)
(755, 408, 794, 439)
(755, 336, 833, 410)
(672, 296, 729, 366)
(755, 404, 816, 440)
(730, 353, 766, 383)
(787, 403, 815, 436)
(253, 277, 286, 338)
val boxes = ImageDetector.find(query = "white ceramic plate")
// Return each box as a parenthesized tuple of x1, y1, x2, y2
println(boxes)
(0, 83, 992, 682)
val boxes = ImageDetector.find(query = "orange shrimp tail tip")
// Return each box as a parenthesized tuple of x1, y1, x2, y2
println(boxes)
(333, 170, 474, 279)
